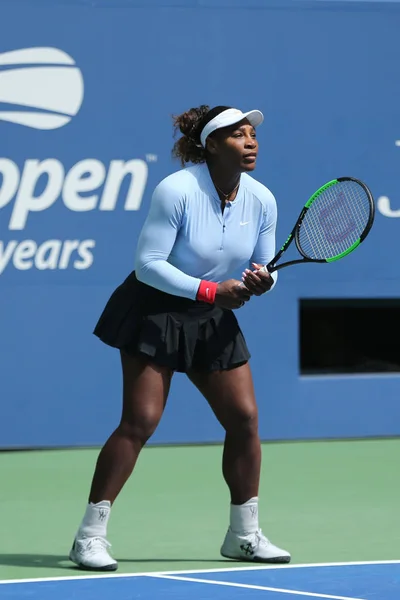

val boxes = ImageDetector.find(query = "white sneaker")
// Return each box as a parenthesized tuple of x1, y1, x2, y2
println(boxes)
(220, 528, 291, 563)
(69, 536, 118, 571)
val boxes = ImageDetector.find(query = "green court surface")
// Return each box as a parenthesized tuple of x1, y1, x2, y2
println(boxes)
(0, 439, 399, 581)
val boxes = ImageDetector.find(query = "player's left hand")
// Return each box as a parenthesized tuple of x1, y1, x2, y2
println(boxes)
(241, 263, 274, 296)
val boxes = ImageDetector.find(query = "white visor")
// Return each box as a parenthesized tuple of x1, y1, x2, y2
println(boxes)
(200, 108, 264, 147)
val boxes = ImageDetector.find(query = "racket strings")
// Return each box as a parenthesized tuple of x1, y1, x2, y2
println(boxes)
(298, 181, 371, 260)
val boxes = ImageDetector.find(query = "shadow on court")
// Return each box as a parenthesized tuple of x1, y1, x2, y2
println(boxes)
(0, 554, 232, 570)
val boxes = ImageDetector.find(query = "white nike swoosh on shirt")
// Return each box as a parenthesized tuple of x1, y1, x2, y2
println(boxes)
(240, 221, 250, 226)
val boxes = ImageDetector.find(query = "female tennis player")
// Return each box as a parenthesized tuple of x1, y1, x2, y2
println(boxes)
(69, 105, 291, 570)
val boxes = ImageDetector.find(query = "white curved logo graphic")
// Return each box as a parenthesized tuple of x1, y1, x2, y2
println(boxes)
(0, 47, 84, 130)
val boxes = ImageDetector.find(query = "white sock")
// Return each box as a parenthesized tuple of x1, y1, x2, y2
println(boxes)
(230, 496, 259, 535)
(77, 500, 111, 538)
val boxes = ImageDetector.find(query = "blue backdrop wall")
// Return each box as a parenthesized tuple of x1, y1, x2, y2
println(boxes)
(1, 0, 400, 448)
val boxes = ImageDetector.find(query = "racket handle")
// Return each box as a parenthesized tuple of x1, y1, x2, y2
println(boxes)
(262, 264, 274, 274)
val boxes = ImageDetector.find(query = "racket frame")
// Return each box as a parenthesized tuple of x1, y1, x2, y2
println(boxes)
(266, 177, 375, 273)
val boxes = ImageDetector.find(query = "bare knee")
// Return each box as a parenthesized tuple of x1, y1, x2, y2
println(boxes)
(225, 405, 259, 438)
(118, 353, 172, 445)
(119, 406, 162, 444)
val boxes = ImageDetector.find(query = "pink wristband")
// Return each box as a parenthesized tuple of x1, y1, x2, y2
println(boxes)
(196, 280, 218, 304)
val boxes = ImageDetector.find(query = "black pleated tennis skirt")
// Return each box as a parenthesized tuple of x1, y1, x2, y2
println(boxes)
(93, 271, 250, 373)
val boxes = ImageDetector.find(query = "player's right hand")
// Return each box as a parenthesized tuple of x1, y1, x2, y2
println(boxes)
(215, 279, 252, 310)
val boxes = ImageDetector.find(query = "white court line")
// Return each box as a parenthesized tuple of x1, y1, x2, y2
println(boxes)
(0, 559, 399, 585)
(151, 573, 365, 600)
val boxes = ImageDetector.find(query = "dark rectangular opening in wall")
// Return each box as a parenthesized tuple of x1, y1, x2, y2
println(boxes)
(299, 299, 400, 375)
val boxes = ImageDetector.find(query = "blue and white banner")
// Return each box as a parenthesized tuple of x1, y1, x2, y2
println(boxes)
(1, 0, 400, 448)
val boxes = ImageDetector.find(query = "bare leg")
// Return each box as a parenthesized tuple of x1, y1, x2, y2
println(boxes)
(89, 352, 173, 504)
(188, 362, 260, 505)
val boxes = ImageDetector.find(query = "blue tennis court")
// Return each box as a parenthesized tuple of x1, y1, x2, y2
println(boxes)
(1, 561, 399, 599)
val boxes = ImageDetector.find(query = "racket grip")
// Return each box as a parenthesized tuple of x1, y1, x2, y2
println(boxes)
(262, 264, 274, 274)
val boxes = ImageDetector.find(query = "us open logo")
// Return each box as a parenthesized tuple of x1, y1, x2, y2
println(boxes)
(0, 46, 84, 129)
(0, 46, 155, 275)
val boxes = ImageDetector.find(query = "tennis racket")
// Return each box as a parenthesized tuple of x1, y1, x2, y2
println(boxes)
(263, 177, 375, 273)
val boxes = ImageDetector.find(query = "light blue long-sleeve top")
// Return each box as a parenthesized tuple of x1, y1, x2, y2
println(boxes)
(135, 163, 278, 300)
